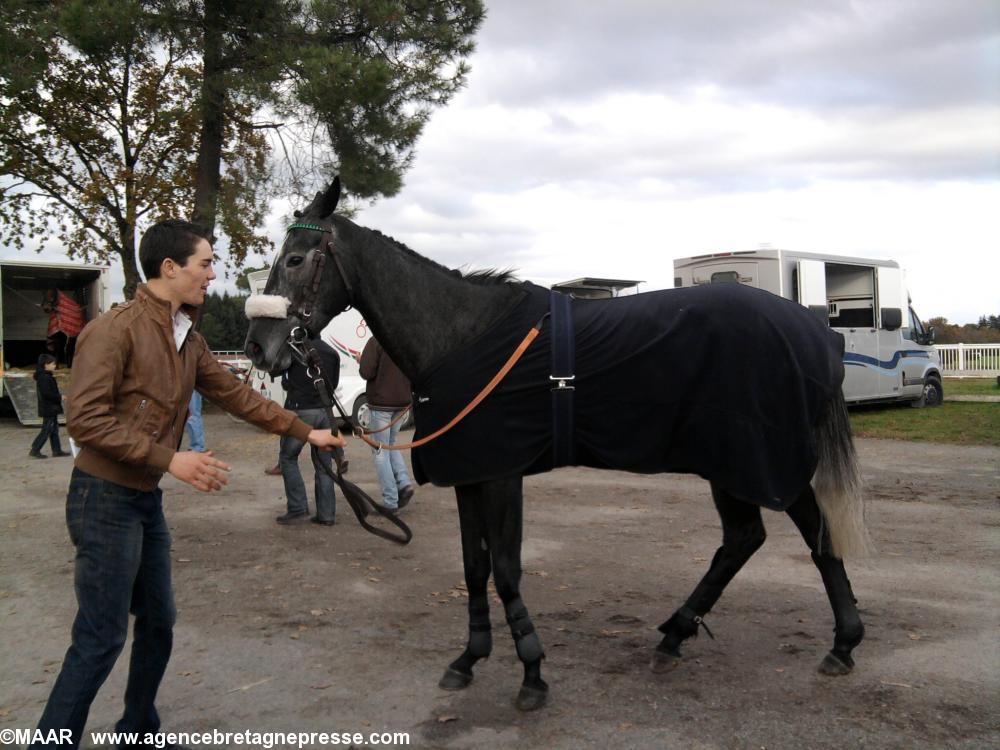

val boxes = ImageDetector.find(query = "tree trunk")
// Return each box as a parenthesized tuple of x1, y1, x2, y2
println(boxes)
(190, 0, 226, 237)
(119, 237, 141, 300)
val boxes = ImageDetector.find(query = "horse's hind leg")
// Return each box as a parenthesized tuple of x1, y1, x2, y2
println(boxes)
(786, 485, 864, 675)
(652, 483, 765, 672)
(482, 475, 548, 711)
(439, 483, 494, 690)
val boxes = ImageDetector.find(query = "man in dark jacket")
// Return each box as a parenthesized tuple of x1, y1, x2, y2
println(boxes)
(29, 353, 70, 458)
(31, 219, 344, 750)
(276, 338, 341, 525)
(359, 338, 414, 511)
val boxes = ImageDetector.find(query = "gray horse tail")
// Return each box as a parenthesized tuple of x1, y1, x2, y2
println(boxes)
(811, 390, 873, 559)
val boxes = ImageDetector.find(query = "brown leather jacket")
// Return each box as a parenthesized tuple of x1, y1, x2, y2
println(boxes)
(359, 339, 411, 410)
(67, 284, 311, 490)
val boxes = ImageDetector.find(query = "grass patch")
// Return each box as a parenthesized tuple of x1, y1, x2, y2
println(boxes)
(944, 377, 1000, 397)
(849, 401, 999, 446)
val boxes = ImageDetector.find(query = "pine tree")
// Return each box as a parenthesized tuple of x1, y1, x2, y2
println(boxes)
(1, 0, 485, 296)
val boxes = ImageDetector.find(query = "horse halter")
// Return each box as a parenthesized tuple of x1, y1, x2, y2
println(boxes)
(285, 221, 354, 332)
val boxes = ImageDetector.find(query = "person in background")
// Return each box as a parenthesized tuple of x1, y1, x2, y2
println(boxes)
(358, 337, 414, 513)
(185, 390, 205, 452)
(30, 218, 344, 750)
(29, 353, 70, 459)
(275, 338, 341, 526)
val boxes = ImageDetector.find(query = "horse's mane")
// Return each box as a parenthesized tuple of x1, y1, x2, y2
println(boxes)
(368, 228, 519, 286)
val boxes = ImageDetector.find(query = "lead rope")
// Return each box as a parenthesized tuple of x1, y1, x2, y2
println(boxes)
(353, 314, 547, 452)
(287, 332, 412, 545)
(284, 315, 546, 544)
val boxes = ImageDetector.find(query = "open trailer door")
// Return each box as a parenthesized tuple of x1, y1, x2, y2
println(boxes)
(796, 259, 829, 323)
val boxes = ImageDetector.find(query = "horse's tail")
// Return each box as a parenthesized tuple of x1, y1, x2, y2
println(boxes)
(811, 390, 872, 559)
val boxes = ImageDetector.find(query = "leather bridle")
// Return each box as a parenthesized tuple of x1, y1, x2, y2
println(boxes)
(285, 221, 353, 333)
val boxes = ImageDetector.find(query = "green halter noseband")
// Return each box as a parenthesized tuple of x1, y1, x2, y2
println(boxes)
(286, 222, 327, 234)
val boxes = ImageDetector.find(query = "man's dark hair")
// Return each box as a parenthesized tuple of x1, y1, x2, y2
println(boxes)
(37, 353, 56, 367)
(139, 219, 211, 280)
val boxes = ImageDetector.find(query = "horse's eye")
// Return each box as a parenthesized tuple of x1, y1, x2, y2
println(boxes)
(286, 256, 304, 268)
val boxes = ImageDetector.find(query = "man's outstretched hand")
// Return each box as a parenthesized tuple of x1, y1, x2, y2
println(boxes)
(168, 450, 232, 492)
(308, 429, 347, 451)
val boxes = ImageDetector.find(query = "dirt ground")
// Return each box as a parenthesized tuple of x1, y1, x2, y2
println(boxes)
(1, 407, 997, 749)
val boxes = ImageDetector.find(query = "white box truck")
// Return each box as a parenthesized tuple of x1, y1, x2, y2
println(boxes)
(1, 259, 111, 424)
(672, 250, 942, 406)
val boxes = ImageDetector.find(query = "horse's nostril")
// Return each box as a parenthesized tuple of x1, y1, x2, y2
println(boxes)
(246, 341, 262, 358)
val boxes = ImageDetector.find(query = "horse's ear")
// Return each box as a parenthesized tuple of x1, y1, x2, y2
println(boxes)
(294, 176, 340, 219)
(319, 176, 341, 218)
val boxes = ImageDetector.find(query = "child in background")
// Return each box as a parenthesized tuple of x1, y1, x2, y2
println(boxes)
(30, 354, 70, 458)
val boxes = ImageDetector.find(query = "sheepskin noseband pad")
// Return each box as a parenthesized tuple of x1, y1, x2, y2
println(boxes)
(245, 294, 292, 319)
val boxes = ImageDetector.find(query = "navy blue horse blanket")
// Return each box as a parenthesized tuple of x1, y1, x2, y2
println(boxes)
(410, 282, 846, 511)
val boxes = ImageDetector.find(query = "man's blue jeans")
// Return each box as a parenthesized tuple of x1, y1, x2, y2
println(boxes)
(33, 468, 176, 749)
(279, 407, 336, 521)
(185, 390, 205, 452)
(368, 408, 412, 509)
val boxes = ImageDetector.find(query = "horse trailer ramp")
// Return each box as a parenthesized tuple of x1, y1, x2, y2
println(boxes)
(2, 374, 64, 427)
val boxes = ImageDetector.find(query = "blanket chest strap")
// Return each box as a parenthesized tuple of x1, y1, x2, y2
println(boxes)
(550, 290, 576, 466)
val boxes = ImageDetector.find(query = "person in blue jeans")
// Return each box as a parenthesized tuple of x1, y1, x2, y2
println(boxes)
(31, 219, 344, 750)
(275, 338, 341, 526)
(185, 390, 205, 452)
(359, 338, 414, 511)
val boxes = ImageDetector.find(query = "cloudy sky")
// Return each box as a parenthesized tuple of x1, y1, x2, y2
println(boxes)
(347, 0, 1000, 325)
(14, 0, 1000, 324)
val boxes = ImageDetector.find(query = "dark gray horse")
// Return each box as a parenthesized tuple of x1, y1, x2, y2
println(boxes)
(245, 178, 870, 711)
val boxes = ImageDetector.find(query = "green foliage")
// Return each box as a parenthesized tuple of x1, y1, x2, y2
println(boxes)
(926, 315, 1000, 344)
(234, 265, 270, 292)
(1, 0, 485, 298)
(198, 290, 250, 351)
(290, 0, 485, 199)
(0, 0, 269, 297)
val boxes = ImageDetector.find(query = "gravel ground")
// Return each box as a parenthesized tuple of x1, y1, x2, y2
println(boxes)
(1, 408, 997, 749)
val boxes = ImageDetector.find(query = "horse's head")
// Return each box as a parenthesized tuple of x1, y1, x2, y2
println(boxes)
(244, 177, 352, 374)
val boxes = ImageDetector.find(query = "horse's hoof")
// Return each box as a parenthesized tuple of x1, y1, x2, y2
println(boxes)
(818, 651, 854, 676)
(515, 684, 548, 712)
(650, 647, 682, 674)
(438, 667, 473, 690)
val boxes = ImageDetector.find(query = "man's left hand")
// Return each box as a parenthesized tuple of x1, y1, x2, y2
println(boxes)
(308, 429, 347, 451)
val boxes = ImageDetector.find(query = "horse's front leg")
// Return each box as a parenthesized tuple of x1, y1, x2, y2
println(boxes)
(439, 484, 494, 690)
(483, 476, 548, 711)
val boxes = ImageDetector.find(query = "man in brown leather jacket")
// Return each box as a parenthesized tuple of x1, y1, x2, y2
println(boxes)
(32, 219, 344, 750)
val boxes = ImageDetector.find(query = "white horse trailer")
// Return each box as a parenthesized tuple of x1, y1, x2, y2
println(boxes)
(1, 259, 110, 424)
(673, 250, 942, 406)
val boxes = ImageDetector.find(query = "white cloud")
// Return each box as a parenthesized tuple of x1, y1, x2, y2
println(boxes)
(4, 0, 998, 325)
(340, 1, 1000, 324)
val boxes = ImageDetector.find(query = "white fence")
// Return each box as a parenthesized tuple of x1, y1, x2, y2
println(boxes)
(935, 343, 1000, 376)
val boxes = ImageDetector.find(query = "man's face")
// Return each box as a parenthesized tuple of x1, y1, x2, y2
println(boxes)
(168, 239, 216, 306)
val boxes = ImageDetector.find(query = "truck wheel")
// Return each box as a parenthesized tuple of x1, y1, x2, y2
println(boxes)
(911, 375, 943, 408)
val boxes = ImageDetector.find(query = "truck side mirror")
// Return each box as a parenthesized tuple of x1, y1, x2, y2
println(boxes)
(880, 307, 902, 331)
(927, 326, 936, 344)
